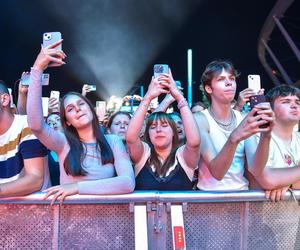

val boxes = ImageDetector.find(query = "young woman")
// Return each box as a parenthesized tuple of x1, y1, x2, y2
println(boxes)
(27, 40, 135, 204)
(107, 111, 131, 141)
(126, 72, 200, 190)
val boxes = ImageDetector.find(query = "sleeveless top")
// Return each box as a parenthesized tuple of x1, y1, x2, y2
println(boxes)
(197, 109, 249, 191)
(135, 142, 195, 190)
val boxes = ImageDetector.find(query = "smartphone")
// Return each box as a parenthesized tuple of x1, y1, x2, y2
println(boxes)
(153, 64, 169, 78)
(96, 101, 106, 122)
(42, 97, 49, 117)
(89, 85, 97, 91)
(20, 72, 50, 86)
(249, 95, 269, 128)
(248, 75, 261, 94)
(50, 91, 60, 101)
(249, 95, 266, 109)
(43, 32, 62, 50)
(8, 88, 14, 108)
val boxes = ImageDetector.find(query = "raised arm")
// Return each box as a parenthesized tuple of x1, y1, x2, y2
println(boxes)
(246, 102, 275, 177)
(155, 93, 175, 112)
(126, 77, 169, 163)
(17, 75, 28, 115)
(159, 71, 200, 168)
(27, 40, 67, 153)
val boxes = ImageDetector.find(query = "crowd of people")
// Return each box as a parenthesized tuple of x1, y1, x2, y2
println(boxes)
(1, 39, 300, 204)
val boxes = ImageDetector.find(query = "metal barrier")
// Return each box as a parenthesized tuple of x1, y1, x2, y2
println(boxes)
(0, 190, 300, 250)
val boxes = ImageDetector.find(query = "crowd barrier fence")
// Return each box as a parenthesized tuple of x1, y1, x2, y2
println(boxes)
(1, 190, 300, 250)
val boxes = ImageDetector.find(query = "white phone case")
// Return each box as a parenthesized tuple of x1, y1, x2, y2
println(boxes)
(43, 32, 62, 50)
(248, 75, 261, 94)
(50, 91, 60, 101)
(96, 101, 106, 122)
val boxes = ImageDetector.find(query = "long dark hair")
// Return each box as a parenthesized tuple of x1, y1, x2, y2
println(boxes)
(143, 112, 179, 177)
(60, 92, 114, 176)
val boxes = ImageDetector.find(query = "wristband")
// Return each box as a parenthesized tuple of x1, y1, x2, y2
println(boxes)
(177, 98, 188, 109)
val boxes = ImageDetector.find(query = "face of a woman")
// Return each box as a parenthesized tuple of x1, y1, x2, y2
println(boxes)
(109, 114, 130, 139)
(46, 113, 62, 131)
(63, 95, 94, 129)
(170, 115, 185, 141)
(148, 119, 174, 149)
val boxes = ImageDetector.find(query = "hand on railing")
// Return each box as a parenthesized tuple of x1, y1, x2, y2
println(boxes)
(43, 183, 79, 205)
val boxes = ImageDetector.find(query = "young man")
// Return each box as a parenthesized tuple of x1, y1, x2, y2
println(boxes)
(0, 82, 50, 197)
(194, 60, 274, 191)
(252, 85, 300, 201)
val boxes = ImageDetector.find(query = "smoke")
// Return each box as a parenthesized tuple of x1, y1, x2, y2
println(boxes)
(43, 0, 202, 99)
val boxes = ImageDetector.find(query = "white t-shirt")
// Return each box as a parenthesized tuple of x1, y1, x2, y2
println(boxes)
(266, 131, 300, 168)
(197, 109, 249, 191)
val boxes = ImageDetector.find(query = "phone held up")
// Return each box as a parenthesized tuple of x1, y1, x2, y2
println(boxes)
(43, 32, 62, 50)
(96, 101, 106, 122)
(20, 72, 50, 86)
(248, 74, 261, 94)
(248, 74, 269, 128)
(50, 91, 60, 101)
(153, 64, 169, 78)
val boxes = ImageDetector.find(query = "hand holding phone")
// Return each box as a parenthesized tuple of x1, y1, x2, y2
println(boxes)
(96, 101, 106, 122)
(43, 32, 62, 51)
(248, 75, 261, 94)
(153, 64, 169, 78)
(249, 95, 270, 128)
(20, 72, 50, 86)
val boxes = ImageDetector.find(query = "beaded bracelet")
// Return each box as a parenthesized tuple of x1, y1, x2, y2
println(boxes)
(177, 98, 188, 109)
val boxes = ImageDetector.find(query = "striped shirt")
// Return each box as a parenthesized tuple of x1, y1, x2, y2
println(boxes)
(0, 115, 49, 189)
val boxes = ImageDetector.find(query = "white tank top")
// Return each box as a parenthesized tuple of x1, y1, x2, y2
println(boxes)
(197, 109, 249, 191)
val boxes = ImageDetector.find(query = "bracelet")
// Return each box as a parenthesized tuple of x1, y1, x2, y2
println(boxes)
(177, 98, 188, 109)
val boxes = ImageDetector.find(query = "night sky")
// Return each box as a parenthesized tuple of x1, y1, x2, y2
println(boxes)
(0, 0, 299, 105)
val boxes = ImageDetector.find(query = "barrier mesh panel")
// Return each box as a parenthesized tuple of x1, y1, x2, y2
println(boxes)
(60, 204, 134, 250)
(247, 201, 300, 250)
(166, 203, 243, 250)
(0, 204, 54, 249)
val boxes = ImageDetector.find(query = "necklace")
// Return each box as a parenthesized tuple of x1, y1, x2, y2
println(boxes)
(208, 107, 237, 130)
(271, 135, 298, 167)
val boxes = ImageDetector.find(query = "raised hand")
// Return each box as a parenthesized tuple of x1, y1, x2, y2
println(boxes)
(144, 76, 169, 101)
(33, 39, 66, 71)
(230, 103, 274, 143)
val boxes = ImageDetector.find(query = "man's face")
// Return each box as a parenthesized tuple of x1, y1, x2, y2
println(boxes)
(206, 68, 237, 104)
(273, 95, 300, 125)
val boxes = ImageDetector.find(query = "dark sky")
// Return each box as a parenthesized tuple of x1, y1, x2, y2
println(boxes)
(0, 0, 299, 105)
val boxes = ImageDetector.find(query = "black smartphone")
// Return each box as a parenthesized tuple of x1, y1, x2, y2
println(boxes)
(249, 95, 269, 128)
(249, 95, 266, 109)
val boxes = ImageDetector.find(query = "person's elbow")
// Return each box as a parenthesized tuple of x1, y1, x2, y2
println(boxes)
(31, 174, 44, 192)
(27, 119, 43, 135)
(253, 174, 278, 190)
(125, 132, 134, 145)
(121, 175, 135, 193)
(208, 163, 226, 181)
